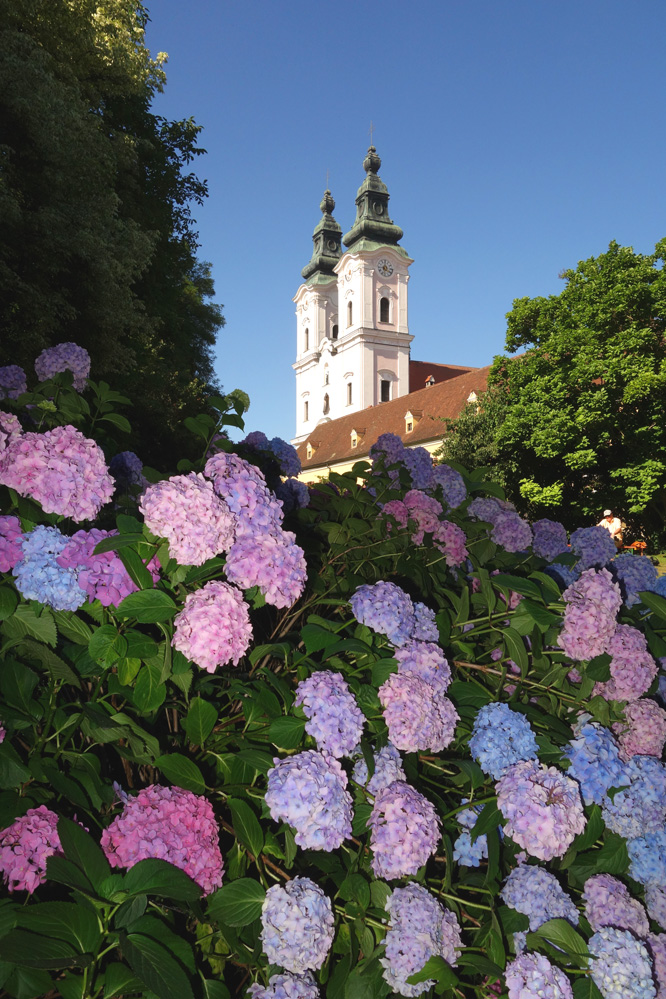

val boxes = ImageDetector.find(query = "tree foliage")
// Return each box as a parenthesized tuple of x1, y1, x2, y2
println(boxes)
(0, 0, 224, 467)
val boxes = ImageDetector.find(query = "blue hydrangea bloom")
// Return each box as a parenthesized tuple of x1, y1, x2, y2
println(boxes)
(564, 720, 626, 806)
(589, 927, 656, 999)
(601, 755, 666, 839)
(13, 526, 85, 611)
(570, 526, 616, 571)
(469, 702, 538, 780)
(501, 865, 578, 952)
(532, 518, 569, 561)
(403, 447, 434, 490)
(350, 580, 414, 647)
(609, 553, 659, 608)
(546, 561, 580, 588)
(627, 829, 666, 887)
(452, 830, 488, 867)
(268, 437, 301, 477)
(431, 464, 466, 510)
(655, 576, 666, 598)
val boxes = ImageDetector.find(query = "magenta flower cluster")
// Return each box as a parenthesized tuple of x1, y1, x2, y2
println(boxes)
(0, 805, 62, 893)
(0, 364, 27, 400)
(34, 342, 90, 391)
(172, 580, 253, 671)
(260, 878, 334, 973)
(100, 784, 223, 895)
(368, 780, 440, 879)
(57, 528, 156, 607)
(0, 515, 22, 573)
(265, 751, 352, 851)
(294, 671, 364, 758)
(558, 568, 622, 662)
(382, 490, 468, 565)
(140, 472, 235, 566)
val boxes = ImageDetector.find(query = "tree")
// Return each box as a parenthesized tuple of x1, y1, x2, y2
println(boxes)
(444, 240, 666, 543)
(0, 0, 224, 466)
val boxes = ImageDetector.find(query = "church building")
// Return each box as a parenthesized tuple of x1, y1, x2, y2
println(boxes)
(292, 147, 489, 482)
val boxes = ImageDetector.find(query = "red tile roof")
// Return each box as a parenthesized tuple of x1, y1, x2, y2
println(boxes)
(408, 359, 475, 393)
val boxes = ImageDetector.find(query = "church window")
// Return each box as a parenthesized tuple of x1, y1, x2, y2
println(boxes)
(323, 393, 330, 415)
(347, 382, 352, 406)
(304, 328, 309, 351)
(347, 301, 353, 327)
(380, 297, 390, 323)
(332, 324, 338, 340)
(380, 379, 391, 403)
(304, 400, 309, 422)
(324, 369, 329, 385)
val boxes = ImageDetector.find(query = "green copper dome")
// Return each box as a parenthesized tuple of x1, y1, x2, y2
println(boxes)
(342, 146, 404, 251)
(301, 189, 343, 282)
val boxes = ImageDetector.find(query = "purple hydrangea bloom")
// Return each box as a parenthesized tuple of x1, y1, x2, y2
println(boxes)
(369, 433, 406, 465)
(0, 515, 23, 573)
(647, 933, 666, 999)
(583, 874, 649, 937)
(0, 805, 62, 893)
(381, 882, 462, 997)
(468, 496, 504, 523)
(612, 699, 666, 758)
(646, 887, 666, 932)
(34, 342, 90, 391)
(656, 576, 666, 599)
(0, 364, 27, 400)
(491, 510, 533, 552)
(595, 624, 658, 703)
(140, 473, 235, 566)
(502, 865, 578, 944)
(546, 561, 580, 589)
(205, 452, 284, 537)
(411, 602, 439, 642)
(247, 972, 319, 999)
(294, 671, 364, 758)
(589, 927, 656, 999)
(243, 431, 270, 449)
(172, 580, 252, 671)
(224, 529, 307, 608)
(627, 829, 666, 887)
(352, 742, 406, 795)
(452, 830, 488, 867)
(350, 580, 415, 646)
(496, 760, 586, 861)
(504, 954, 573, 999)
(431, 463, 467, 510)
(275, 477, 310, 512)
(268, 437, 301, 477)
(563, 719, 626, 805)
(265, 751, 352, 851)
(394, 641, 451, 692)
(601, 755, 666, 839)
(570, 525, 617, 571)
(532, 519, 569, 561)
(610, 552, 659, 607)
(0, 411, 22, 453)
(403, 447, 434, 490)
(469, 703, 538, 780)
(558, 568, 622, 662)
(379, 672, 458, 752)
(13, 525, 86, 610)
(109, 451, 145, 489)
(260, 878, 334, 973)
(56, 528, 158, 607)
(368, 781, 440, 879)
(0, 425, 114, 521)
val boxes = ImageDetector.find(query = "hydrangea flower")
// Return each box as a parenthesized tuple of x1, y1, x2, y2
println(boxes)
(109, 451, 145, 490)
(546, 561, 580, 589)
(452, 829, 488, 868)
(431, 463, 466, 509)
(583, 874, 649, 937)
(647, 933, 666, 999)
(496, 760, 586, 861)
(294, 671, 364, 758)
(403, 447, 435, 490)
(601, 755, 666, 839)
(260, 878, 334, 973)
(381, 882, 462, 997)
(468, 496, 504, 523)
(627, 829, 666, 887)
(368, 781, 440, 879)
(0, 411, 22, 452)
(646, 887, 666, 933)
(350, 580, 415, 647)
(504, 954, 573, 999)
(0, 364, 27, 400)
(13, 525, 86, 610)
(532, 519, 569, 561)
(275, 477, 310, 512)
(100, 785, 223, 895)
(0, 425, 114, 521)
(411, 602, 439, 641)
(205, 452, 284, 537)
(612, 699, 666, 757)
(242, 432, 302, 477)
(56, 528, 157, 607)
(265, 751, 352, 851)
(394, 641, 451, 692)
(140, 473, 235, 566)
(247, 972, 319, 999)
(588, 927, 656, 999)
(501, 865, 578, 943)
(433, 519, 469, 565)
(558, 569, 622, 662)
(0, 515, 22, 573)
(570, 526, 617, 571)
(379, 672, 458, 752)
(0, 805, 62, 893)
(224, 530, 307, 608)
(369, 433, 406, 466)
(383, 490, 442, 543)
(172, 581, 252, 671)
(610, 552, 659, 607)
(595, 624, 658, 703)
(352, 742, 406, 795)
(491, 510, 533, 552)
(34, 342, 90, 390)
(469, 703, 538, 780)
(563, 719, 626, 805)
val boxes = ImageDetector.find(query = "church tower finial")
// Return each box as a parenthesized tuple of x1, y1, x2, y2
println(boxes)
(301, 188, 343, 282)
(343, 146, 404, 250)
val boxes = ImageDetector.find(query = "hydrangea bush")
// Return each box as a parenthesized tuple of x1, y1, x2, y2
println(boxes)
(1, 347, 666, 999)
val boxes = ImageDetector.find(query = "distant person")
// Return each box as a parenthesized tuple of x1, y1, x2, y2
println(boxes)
(598, 509, 623, 548)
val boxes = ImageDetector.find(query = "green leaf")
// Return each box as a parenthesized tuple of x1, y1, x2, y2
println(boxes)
(132, 661, 166, 712)
(93, 533, 145, 553)
(585, 653, 612, 681)
(371, 658, 398, 686)
(0, 587, 18, 621)
(531, 918, 589, 958)
(57, 817, 111, 890)
(183, 698, 217, 746)
(124, 631, 159, 659)
(121, 859, 201, 902)
(339, 874, 370, 910)
(103, 962, 145, 998)
(100, 412, 131, 433)
(115, 590, 177, 624)
(52, 611, 93, 645)
(0, 743, 31, 789)
(502, 626, 529, 673)
(492, 574, 542, 601)
(511, 599, 562, 634)
(345, 957, 392, 998)
(229, 799, 264, 859)
(117, 657, 142, 685)
(0, 928, 87, 969)
(46, 856, 96, 898)
(17, 902, 101, 955)
(235, 749, 274, 775)
(471, 801, 503, 840)
(18, 638, 81, 686)
(300, 623, 340, 653)
(573, 978, 604, 999)
(89, 625, 127, 665)
(406, 955, 459, 989)
(117, 546, 155, 591)
(267, 716, 306, 749)
(154, 753, 206, 794)
(638, 590, 666, 620)
(120, 932, 194, 999)
(207, 878, 266, 927)
(2, 604, 56, 646)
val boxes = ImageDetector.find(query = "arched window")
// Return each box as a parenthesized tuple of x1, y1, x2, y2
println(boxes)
(380, 297, 389, 323)
(332, 324, 338, 340)
(380, 379, 391, 403)
(304, 327, 309, 351)
(304, 400, 309, 422)
(347, 301, 353, 327)
(323, 393, 330, 415)
(347, 383, 352, 406)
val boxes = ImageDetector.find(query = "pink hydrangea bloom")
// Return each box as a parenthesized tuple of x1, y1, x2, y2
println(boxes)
(382, 499, 409, 530)
(224, 529, 307, 608)
(379, 672, 458, 753)
(0, 515, 22, 572)
(612, 699, 666, 757)
(432, 519, 468, 566)
(369, 781, 440, 879)
(394, 641, 451, 692)
(0, 425, 114, 521)
(205, 452, 284, 538)
(583, 874, 649, 937)
(172, 580, 252, 671)
(0, 411, 22, 452)
(56, 528, 159, 607)
(496, 759, 586, 861)
(558, 568, 622, 662)
(140, 473, 235, 566)
(595, 625, 658, 703)
(101, 785, 223, 895)
(0, 806, 62, 893)
(34, 342, 90, 391)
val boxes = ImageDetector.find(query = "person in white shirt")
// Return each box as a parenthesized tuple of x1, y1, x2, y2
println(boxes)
(597, 509, 622, 547)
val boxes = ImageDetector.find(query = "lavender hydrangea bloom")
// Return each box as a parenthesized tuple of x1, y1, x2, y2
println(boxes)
(595, 624, 658, 703)
(34, 342, 90, 391)
(612, 699, 666, 757)
(205, 452, 284, 537)
(627, 829, 666, 887)
(589, 927, 656, 999)
(570, 526, 617, 571)
(496, 760, 586, 861)
(352, 742, 406, 795)
(491, 510, 533, 552)
(369, 781, 440, 879)
(610, 552, 659, 607)
(140, 473, 235, 566)
(268, 437, 301, 477)
(431, 463, 467, 509)
(224, 530, 307, 608)
(411, 602, 439, 641)
(647, 933, 666, 999)
(504, 954, 573, 999)
(646, 887, 666, 932)
(394, 640, 451, 692)
(563, 719, 626, 805)
(172, 581, 252, 671)
(56, 528, 155, 607)
(275, 477, 310, 512)
(583, 874, 649, 937)
(369, 433, 406, 465)
(265, 751, 352, 851)
(247, 972, 319, 999)
(260, 878, 334, 973)
(558, 568, 622, 662)
(467, 496, 503, 523)
(469, 703, 538, 780)
(601, 755, 666, 839)
(0, 805, 62, 893)
(0, 411, 22, 452)
(350, 580, 415, 647)
(502, 866, 579, 941)
(452, 830, 488, 867)
(13, 526, 86, 610)
(381, 883, 462, 997)
(294, 671, 364, 758)
(532, 519, 569, 561)
(0, 364, 27, 400)
(379, 672, 458, 752)
(403, 447, 434, 490)
(109, 451, 145, 489)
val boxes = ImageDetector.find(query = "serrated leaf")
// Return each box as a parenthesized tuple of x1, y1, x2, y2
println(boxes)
(154, 753, 206, 794)
(502, 626, 529, 672)
(532, 918, 589, 957)
(46, 856, 97, 897)
(235, 749, 274, 774)
(132, 661, 166, 712)
(18, 638, 81, 686)
(100, 412, 131, 433)
(0, 929, 84, 969)
(267, 716, 306, 749)
(17, 902, 101, 955)
(115, 590, 177, 624)
(117, 546, 155, 591)
(2, 604, 56, 646)
(52, 611, 92, 645)
(0, 587, 18, 621)
(471, 801, 503, 840)
(103, 961, 145, 998)
(406, 954, 459, 989)
(207, 878, 266, 927)
(121, 859, 201, 902)
(300, 623, 340, 653)
(121, 932, 194, 999)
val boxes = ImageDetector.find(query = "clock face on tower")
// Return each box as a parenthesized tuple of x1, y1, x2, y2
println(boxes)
(377, 258, 394, 278)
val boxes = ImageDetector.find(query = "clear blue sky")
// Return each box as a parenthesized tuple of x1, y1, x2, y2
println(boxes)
(144, 0, 665, 444)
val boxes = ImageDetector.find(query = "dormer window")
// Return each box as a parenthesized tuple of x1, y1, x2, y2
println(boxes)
(306, 443, 313, 459)
(379, 297, 390, 323)
(405, 410, 422, 434)
(406, 418, 413, 433)
(467, 391, 478, 404)
(351, 431, 358, 449)
(425, 375, 435, 388)
(350, 427, 365, 450)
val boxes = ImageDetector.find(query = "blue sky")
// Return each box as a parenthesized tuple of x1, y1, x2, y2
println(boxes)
(145, 0, 665, 444)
